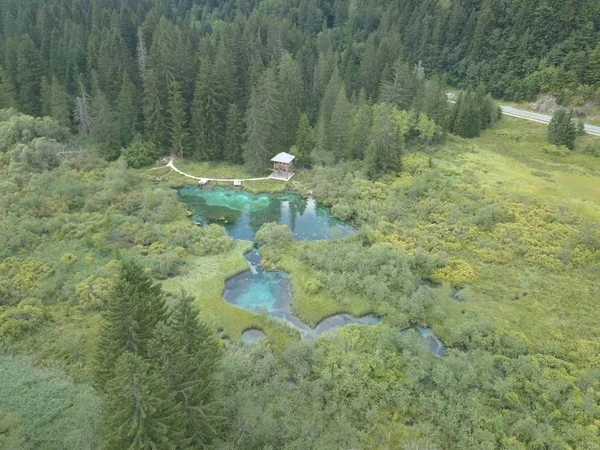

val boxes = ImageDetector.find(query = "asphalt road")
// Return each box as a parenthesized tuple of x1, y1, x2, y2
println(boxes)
(446, 93, 600, 136)
(500, 105, 600, 137)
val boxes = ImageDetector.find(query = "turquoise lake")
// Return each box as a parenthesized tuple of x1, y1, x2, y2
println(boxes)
(178, 187, 355, 241)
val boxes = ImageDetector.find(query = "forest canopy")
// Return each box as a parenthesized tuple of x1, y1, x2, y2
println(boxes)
(0, 0, 598, 169)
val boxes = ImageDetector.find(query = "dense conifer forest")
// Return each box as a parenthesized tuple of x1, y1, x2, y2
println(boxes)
(1, 0, 599, 165)
(0, 1, 599, 449)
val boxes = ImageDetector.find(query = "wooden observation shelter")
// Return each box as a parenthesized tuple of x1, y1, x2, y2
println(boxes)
(269, 152, 295, 181)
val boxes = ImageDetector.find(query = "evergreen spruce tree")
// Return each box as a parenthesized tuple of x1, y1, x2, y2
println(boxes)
(50, 77, 70, 127)
(40, 76, 52, 117)
(423, 75, 449, 130)
(0, 66, 16, 109)
(243, 67, 282, 173)
(100, 352, 188, 450)
(16, 36, 42, 116)
(91, 92, 121, 160)
(379, 59, 415, 111)
(143, 69, 169, 149)
(192, 61, 226, 160)
(309, 49, 337, 122)
(359, 34, 380, 99)
(365, 103, 403, 179)
(449, 91, 481, 138)
(294, 113, 315, 168)
(548, 109, 577, 150)
(350, 90, 372, 160)
(168, 80, 189, 157)
(278, 52, 304, 150)
(319, 65, 342, 125)
(327, 86, 352, 161)
(148, 294, 221, 447)
(94, 260, 168, 390)
(116, 74, 139, 146)
(214, 41, 236, 111)
(585, 42, 600, 86)
(224, 103, 244, 164)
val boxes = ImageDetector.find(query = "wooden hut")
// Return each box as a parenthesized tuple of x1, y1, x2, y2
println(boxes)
(270, 152, 295, 181)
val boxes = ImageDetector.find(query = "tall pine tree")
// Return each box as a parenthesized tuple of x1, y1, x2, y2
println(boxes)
(116, 73, 139, 146)
(278, 52, 304, 150)
(548, 109, 577, 150)
(224, 103, 244, 164)
(91, 92, 120, 160)
(148, 294, 221, 447)
(192, 61, 226, 160)
(243, 67, 282, 173)
(168, 80, 189, 157)
(379, 59, 415, 111)
(293, 113, 315, 168)
(100, 352, 189, 450)
(365, 103, 404, 179)
(94, 260, 168, 390)
(50, 77, 70, 127)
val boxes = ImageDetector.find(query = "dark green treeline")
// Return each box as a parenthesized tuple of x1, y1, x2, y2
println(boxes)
(0, 0, 597, 169)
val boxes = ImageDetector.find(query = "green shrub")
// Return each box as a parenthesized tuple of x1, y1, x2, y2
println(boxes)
(193, 224, 234, 255)
(304, 278, 324, 295)
(9, 137, 63, 172)
(60, 253, 78, 264)
(255, 222, 293, 247)
(0, 301, 47, 339)
(582, 142, 600, 157)
(430, 258, 476, 286)
(121, 141, 162, 168)
(76, 276, 113, 311)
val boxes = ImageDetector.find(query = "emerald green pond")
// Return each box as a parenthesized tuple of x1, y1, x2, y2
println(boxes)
(178, 187, 355, 241)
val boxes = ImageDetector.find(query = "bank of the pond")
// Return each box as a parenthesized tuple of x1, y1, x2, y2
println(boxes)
(162, 240, 300, 351)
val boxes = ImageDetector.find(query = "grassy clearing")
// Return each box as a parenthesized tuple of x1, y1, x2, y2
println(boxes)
(162, 240, 299, 349)
(145, 158, 288, 194)
(421, 118, 600, 359)
(0, 354, 100, 450)
(443, 117, 600, 219)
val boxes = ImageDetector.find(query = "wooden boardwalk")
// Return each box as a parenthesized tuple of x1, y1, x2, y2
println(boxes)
(163, 156, 292, 184)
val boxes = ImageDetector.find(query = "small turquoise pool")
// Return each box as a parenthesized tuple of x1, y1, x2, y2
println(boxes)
(223, 248, 381, 339)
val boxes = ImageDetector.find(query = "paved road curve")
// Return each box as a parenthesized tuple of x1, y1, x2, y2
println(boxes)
(446, 93, 600, 136)
(500, 106, 600, 137)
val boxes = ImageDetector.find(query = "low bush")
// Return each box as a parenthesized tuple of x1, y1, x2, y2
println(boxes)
(255, 222, 294, 247)
(121, 140, 162, 168)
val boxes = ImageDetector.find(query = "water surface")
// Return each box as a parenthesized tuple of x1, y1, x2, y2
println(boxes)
(223, 248, 381, 339)
(179, 187, 355, 241)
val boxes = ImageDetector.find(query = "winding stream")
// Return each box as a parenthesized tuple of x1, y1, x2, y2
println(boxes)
(180, 186, 446, 354)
